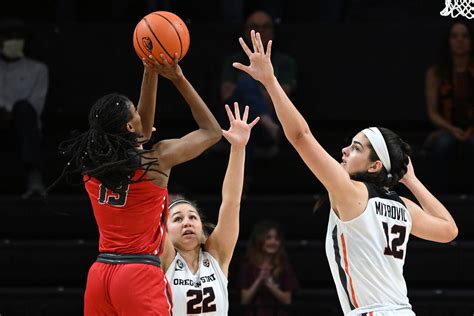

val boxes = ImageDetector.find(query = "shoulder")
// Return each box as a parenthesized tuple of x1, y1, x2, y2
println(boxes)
(24, 57, 48, 70)
(366, 183, 405, 206)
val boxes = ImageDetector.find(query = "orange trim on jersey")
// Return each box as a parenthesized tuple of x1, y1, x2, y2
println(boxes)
(340, 233, 359, 308)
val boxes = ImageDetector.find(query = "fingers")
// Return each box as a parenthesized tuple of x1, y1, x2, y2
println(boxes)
(250, 30, 259, 53)
(159, 53, 169, 65)
(224, 104, 235, 122)
(239, 37, 253, 57)
(222, 129, 230, 139)
(242, 105, 249, 122)
(266, 40, 272, 58)
(256, 32, 265, 54)
(173, 52, 179, 64)
(249, 116, 260, 128)
(232, 62, 250, 74)
(233, 102, 241, 121)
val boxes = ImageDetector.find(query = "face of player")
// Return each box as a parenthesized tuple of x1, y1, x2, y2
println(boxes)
(261, 228, 281, 255)
(167, 204, 204, 251)
(125, 102, 144, 137)
(450, 23, 471, 56)
(341, 132, 380, 176)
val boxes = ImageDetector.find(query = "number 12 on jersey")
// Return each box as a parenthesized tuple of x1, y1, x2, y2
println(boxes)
(382, 222, 407, 260)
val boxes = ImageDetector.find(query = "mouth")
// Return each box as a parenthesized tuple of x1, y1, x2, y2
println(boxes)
(183, 230, 195, 236)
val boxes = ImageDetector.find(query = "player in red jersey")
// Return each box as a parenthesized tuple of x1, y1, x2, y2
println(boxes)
(53, 53, 222, 315)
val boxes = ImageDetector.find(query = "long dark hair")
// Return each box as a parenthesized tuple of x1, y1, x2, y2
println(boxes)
(245, 220, 289, 279)
(48, 93, 159, 194)
(436, 18, 474, 81)
(314, 127, 411, 212)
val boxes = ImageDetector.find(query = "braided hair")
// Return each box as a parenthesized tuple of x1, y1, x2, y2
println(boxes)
(49, 93, 161, 194)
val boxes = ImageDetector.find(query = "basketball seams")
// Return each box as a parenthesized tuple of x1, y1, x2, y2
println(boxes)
(132, 11, 189, 63)
(143, 17, 174, 61)
(134, 24, 152, 61)
(153, 12, 183, 59)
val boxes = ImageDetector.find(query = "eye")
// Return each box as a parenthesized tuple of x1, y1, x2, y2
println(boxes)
(173, 216, 182, 222)
(351, 144, 360, 152)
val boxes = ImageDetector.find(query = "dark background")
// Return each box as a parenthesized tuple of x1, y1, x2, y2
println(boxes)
(0, 0, 473, 315)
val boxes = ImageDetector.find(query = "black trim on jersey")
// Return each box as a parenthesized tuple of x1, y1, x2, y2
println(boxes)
(332, 225, 356, 311)
(165, 280, 174, 315)
(364, 182, 405, 206)
(97, 253, 161, 267)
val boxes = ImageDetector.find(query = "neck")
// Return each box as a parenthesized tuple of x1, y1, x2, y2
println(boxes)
(0, 53, 22, 62)
(179, 247, 201, 272)
(261, 254, 273, 265)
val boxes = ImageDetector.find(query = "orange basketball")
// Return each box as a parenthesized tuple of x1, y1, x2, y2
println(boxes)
(133, 11, 190, 64)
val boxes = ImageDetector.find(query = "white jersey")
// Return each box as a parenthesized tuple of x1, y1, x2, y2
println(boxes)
(325, 183, 415, 315)
(166, 249, 228, 315)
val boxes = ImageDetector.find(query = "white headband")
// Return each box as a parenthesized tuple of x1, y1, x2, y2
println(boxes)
(361, 127, 391, 174)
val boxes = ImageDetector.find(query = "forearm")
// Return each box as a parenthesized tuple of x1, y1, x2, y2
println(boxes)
(429, 111, 456, 131)
(173, 76, 221, 136)
(221, 146, 245, 206)
(266, 284, 291, 304)
(137, 69, 158, 139)
(263, 76, 310, 144)
(241, 281, 260, 305)
(29, 69, 49, 115)
(404, 176, 456, 226)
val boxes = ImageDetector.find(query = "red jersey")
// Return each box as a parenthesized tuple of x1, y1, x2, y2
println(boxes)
(84, 170, 168, 256)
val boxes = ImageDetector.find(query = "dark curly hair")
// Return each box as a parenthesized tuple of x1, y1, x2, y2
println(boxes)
(48, 93, 161, 194)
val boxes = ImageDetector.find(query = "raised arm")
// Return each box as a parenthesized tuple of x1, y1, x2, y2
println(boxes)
(232, 31, 358, 204)
(206, 103, 259, 276)
(400, 158, 458, 243)
(136, 55, 160, 141)
(151, 54, 222, 170)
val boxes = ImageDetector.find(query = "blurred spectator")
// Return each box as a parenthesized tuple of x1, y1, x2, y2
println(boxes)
(0, 18, 49, 198)
(220, 0, 284, 24)
(424, 18, 474, 194)
(218, 10, 297, 186)
(239, 220, 299, 316)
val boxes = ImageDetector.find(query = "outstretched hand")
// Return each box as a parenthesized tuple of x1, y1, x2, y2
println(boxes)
(232, 30, 275, 85)
(142, 53, 183, 81)
(222, 102, 259, 149)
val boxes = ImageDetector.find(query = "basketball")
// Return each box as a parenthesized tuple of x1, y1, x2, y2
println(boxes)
(133, 11, 190, 64)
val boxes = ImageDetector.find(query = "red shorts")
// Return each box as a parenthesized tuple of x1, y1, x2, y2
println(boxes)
(84, 262, 172, 315)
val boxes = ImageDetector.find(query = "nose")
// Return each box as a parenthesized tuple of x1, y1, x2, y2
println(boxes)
(342, 146, 349, 156)
(182, 217, 191, 227)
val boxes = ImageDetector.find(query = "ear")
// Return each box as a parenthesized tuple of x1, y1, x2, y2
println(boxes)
(367, 160, 384, 174)
(126, 122, 134, 132)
